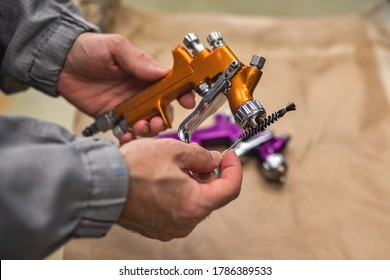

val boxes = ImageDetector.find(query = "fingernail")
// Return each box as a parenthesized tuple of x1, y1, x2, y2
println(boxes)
(198, 172, 213, 180)
(152, 62, 168, 72)
(209, 150, 222, 161)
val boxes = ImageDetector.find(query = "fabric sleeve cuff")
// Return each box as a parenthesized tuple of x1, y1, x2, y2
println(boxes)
(29, 13, 99, 96)
(73, 138, 129, 237)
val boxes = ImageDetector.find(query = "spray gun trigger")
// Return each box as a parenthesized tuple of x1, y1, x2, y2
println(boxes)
(178, 60, 241, 142)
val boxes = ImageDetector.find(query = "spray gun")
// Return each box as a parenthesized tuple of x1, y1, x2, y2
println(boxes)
(158, 113, 290, 183)
(82, 31, 268, 141)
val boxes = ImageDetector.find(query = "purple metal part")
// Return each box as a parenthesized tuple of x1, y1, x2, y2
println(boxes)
(157, 114, 242, 147)
(158, 113, 289, 164)
(257, 134, 290, 161)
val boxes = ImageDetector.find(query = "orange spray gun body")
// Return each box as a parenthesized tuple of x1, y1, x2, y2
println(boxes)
(82, 32, 267, 142)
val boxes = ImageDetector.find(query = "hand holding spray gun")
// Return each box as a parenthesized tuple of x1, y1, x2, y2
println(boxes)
(82, 31, 295, 144)
(81, 31, 295, 183)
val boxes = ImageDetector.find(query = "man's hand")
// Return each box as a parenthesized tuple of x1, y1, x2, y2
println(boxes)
(117, 138, 242, 241)
(57, 32, 195, 139)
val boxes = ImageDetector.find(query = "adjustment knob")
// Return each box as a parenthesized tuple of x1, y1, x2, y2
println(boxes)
(234, 99, 267, 129)
(207, 31, 225, 49)
(183, 33, 205, 56)
(250, 55, 266, 70)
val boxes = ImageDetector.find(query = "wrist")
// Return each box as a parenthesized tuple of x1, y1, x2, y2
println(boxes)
(30, 14, 99, 96)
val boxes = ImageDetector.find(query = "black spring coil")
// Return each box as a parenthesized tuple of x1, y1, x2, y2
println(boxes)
(240, 102, 296, 141)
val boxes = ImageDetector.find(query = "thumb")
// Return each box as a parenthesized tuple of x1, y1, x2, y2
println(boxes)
(112, 36, 168, 81)
(179, 144, 222, 173)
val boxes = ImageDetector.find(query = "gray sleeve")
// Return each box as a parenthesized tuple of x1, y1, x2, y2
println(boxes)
(0, 0, 99, 95)
(0, 116, 129, 259)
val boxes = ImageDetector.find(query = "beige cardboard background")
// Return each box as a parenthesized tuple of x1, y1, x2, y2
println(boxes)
(66, 0, 390, 259)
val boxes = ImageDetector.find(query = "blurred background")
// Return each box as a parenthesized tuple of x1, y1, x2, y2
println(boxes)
(125, 0, 370, 17)
(0, 0, 372, 131)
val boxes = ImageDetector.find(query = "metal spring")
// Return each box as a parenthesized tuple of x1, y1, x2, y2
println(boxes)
(223, 103, 296, 155)
(240, 102, 296, 141)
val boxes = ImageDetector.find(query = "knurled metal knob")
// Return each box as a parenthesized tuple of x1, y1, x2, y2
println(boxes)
(234, 99, 267, 129)
(183, 33, 199, 48)
(183, 33, 205, 56)
(207, 31, 225, 49)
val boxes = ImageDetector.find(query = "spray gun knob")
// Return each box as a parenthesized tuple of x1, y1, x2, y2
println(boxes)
(207, 31, 225, 49)
(235, 100, 267, 129)
(250, 54, 266, 70)
(231, 55, 267, 129)
(183, 33, 206, 56)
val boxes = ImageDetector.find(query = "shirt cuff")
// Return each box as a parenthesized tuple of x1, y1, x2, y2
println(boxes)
(29, 13, 99, 96)
(73, 138, 129, 238)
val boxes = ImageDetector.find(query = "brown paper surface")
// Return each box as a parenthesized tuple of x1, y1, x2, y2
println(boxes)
(66, 0, 390, 259)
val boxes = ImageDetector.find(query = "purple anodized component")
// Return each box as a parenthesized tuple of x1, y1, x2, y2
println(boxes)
(158, 114, 243, 147)
(258, 135, 289, 161)
(157, 113, 290, 183)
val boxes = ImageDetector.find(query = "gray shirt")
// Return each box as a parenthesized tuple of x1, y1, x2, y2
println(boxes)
(0, 0, 129, 259)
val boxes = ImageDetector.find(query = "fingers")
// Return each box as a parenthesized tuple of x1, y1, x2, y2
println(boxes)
(130, 114, 169, 137)
(177, 91, 196, 109)
(109, 35, 168, 82)
(118, 139, 241, 241)
(191, 170, 219, 183)
(178, 143, 222, 173)
(122, 104, 173, 141)
(119, 119, 166, 145)
(199, 150, 242, 209)
(133, 117, 162, 135)
(119, 132, 136, 145)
